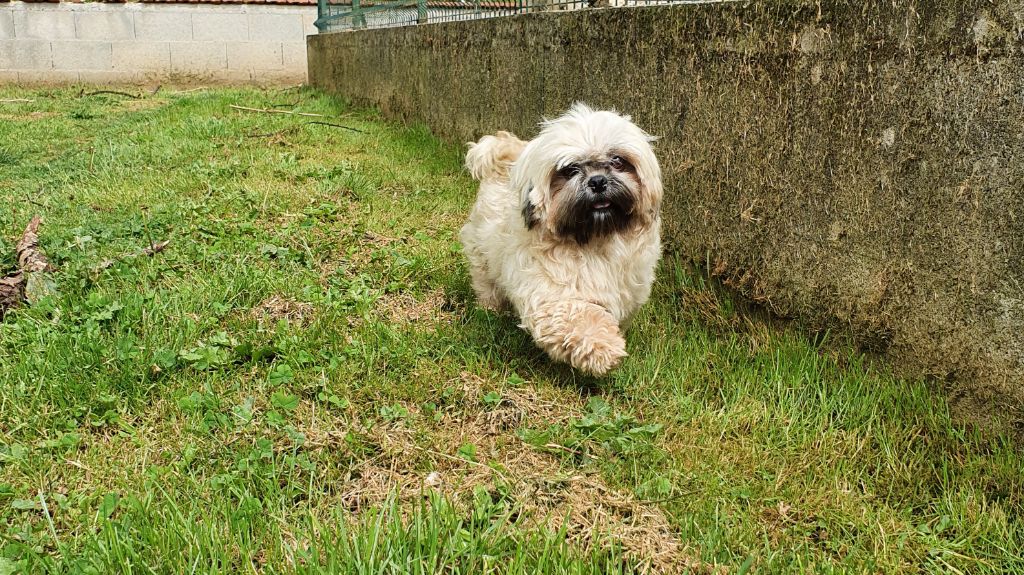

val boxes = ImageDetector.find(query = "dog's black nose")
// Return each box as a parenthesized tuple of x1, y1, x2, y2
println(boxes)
(588, 175, 608, 193)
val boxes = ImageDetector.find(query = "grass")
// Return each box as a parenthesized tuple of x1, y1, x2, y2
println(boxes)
(0, 86, 1021, 574)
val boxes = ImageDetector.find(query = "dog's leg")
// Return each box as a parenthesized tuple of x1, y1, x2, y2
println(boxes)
(468, 263, 506, 311)
(523, 300, 627, 376)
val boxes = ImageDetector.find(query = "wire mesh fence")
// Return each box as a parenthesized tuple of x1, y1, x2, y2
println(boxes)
(315, 0, 703, 33)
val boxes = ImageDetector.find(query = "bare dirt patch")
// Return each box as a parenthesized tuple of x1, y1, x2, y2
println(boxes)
(252, 295, 314, 326)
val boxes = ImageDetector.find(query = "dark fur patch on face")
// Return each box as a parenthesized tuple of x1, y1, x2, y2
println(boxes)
(522, 197, 539, 230)
(554, 173, 636, 245)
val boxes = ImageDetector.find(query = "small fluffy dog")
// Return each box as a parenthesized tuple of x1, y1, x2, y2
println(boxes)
(460, 103, 663, 375)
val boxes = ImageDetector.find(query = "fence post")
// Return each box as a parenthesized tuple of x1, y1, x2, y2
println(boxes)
(315, 0, 326, 31)
(353, 0, 366, 28)
(417, 0, 428, 24)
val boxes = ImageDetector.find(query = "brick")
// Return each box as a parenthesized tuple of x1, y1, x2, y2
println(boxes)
(51, 40, 112, 70)
(192, 12, 248, 42)
(76, 10, 135, 41)
(281, 41, 305, 70)
(0, 39, 51, 69)
(133, 10, 191, 41)
(170, 41, 226, 73)
(13, 7, 76, 40)
(0, 10, 14, 40)
(248, 13, 303, 42)
(226, 41, 282, 70)
(112, 41, 170, 70)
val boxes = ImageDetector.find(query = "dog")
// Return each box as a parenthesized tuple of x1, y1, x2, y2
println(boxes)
(460, 103, 663, 376)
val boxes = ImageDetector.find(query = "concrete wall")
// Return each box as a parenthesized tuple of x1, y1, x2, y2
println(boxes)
(309, 1, 1024, 419)
(0, 1, 315, 84)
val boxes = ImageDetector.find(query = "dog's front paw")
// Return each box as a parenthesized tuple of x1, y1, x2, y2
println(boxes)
(569, 328, 627, 376)
(528, 300, 629, 376)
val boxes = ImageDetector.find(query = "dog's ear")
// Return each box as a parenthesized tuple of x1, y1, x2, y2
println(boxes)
(522, 188, 539, 230)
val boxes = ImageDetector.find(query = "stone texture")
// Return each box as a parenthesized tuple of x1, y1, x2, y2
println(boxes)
(13, 7, 75, 40)
(0, 39, 51, 70)
(170, 41, 227, 73)
(0, 9, 14, 40)
(227, 42, 283, 70)
(51, 40, 111, 70)
(1, 4, 313, 84)
(281, 41, 306, 70)
(308, 0, 1024, 419)
(112, 41, 170, 70)
(192, 12, 249, 42)
(76, 10, 135, 41)
(302, 13, 318, 36)
(133, 10, 193, 42)
(248, 13, 303, 42)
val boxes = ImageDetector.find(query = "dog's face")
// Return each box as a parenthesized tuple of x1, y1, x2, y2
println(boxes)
(514, 103, 662, 245)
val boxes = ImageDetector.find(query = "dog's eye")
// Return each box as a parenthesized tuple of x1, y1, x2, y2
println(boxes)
(557, 165, 581, 178)
(610, 156, 627, 171)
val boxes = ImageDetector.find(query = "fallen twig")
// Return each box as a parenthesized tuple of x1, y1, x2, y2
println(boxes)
(306, 121, 366, 134)
(0, 98, 35, 103)
(95, 240, 171, 272)
(80, 90, 141, 99)
(246, 126, 302, 139)
(229, 104, 330, 118)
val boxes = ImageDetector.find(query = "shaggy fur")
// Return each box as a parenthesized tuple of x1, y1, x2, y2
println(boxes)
(460, 104, 663, 376)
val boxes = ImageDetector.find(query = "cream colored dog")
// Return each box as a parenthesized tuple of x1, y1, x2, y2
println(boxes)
(460, 103, 663, 376)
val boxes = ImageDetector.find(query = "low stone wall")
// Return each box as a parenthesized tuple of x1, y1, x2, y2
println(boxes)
(0, 1, 315, 84)
(309, 1, 1024, 417)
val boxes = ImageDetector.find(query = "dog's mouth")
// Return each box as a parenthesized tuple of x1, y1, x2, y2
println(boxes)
(591, 200, 613, 210)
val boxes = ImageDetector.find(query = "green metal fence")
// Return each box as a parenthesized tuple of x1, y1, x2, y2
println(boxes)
(315, 0, 701, 33)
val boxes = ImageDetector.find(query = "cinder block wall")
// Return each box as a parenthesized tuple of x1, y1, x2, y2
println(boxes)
(0, 1, 315, 84)
(309, 1, 1024, 418)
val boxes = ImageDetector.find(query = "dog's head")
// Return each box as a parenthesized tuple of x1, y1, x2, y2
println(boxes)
(512, 103, 662, 245)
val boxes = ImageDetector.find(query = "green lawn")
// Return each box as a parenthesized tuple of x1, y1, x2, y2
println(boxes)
(0, 87, 1021, 574)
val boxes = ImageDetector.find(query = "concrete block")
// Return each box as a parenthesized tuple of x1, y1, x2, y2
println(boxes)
(0, 39, 52, 70)
(76, 10, 135, 41)
(226, 42, 282, 70)
(112, 41, 170, 70)
(134, 10, 192, 42)
(0, 10, 15, 40)
(248, 13, 303, 42)
(281, 41, 306, 70)
(13, 8, 76, 40)
(302, 13, 319, 36)
(17, 69, 80, 85)
(192, 12, 249, 42)
(170, 41, 226, 73)
(51, 40, 112, 70)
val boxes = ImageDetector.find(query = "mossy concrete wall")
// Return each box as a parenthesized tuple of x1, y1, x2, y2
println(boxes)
(309, 1, 1024, 416)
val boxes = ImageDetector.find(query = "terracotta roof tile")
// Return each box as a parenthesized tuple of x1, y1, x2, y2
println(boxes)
(137, 0, 317, 4)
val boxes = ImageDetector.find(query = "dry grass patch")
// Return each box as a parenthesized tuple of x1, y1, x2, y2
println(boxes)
(252, 295, 315, 327)
(374, 288, 456, 327)
(317, 372, 716, 575)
